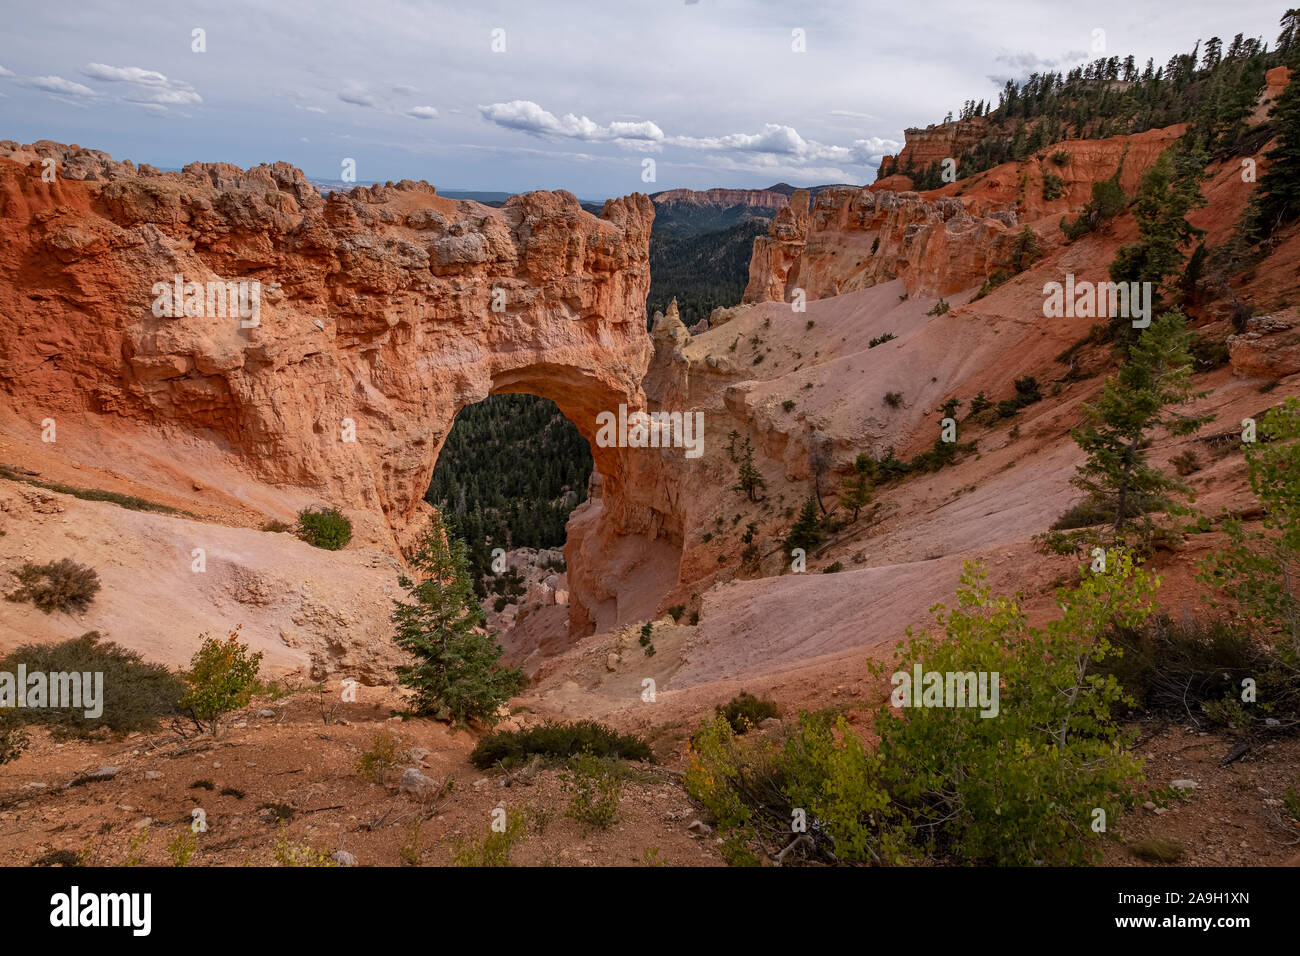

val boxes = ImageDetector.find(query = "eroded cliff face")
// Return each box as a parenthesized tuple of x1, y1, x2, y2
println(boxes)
(742, 185, 1020, 303)
(876, 116, 991, 180)
(743, 126, 1192, 308)
(0, 141, 655, 610)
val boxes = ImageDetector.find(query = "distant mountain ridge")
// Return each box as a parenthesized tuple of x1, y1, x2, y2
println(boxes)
(649, 182, 857, 236)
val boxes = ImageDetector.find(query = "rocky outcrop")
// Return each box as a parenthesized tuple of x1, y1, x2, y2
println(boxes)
(877, 117, 991, 180)
(0, 142, 656, 626)
(1252, 66, 1291, 125)
(1229, 310, 1300, 379)
(742, 186, 1019, 303)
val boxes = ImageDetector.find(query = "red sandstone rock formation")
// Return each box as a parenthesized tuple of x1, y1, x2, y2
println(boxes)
(876, 117, 990, 180)
(742, 185, 1019, 303)
(0, 141, 655, 571)
(745, 125, 1187, 306)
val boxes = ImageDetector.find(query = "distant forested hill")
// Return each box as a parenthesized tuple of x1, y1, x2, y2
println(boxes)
(425, 393, 592, 594)
(645, 218, 770, 328)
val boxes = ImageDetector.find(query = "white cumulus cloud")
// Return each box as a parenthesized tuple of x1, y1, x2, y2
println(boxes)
(79, 63, 201, 108)
(478, 100, 664, 147)
(479, 102, 895, 169)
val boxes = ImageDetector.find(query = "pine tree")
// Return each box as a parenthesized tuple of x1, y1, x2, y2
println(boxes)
(1279, 9, 1300, 54)
(1008, 226, 1044, 272)
(1246, 40, 1300, 240)
(1108, 144, 1207, 346)
(733, 437, 766, 502)
(785, 494, 824, 559)
(838, 454, 875, 524)
(1199, 397, 1300, 656)
(1049, 311, 1212, 554)
(1202, 36, 1223, 71)
(1010, 121, 1028, 161)
(392, 512, 523, 726)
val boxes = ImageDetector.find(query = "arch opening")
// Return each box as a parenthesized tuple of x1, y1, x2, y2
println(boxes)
(423, 387, 600, 673)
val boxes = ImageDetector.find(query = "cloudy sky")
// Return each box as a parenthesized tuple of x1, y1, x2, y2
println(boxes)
(0, 1, 1283, 198)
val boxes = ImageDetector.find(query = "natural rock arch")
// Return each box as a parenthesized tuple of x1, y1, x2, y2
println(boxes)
(0, 144, 660, 626)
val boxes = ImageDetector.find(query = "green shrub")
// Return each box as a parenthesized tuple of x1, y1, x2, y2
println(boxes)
(1199, 398, 1300, 660)
(0, 632, 186, 738)
(178, 630, 264, 735)
(716, 691, 780, 733)
(869, 557, 1153, 865)
(782, 712, 902, 864)
(868, 333, 896, 348)
(782, 400, 796, 412)
(974, 268, 1013, 300)
(1130, 837, 1184, 863)
(30, 849, 80, 867)
(563, 749, 625, 830)
(883, 391, 903, 409)
(295, 507, 352, 550)
(273, 832, 337, 867)
(0, 717, 28, 765)
(469, 719, 652, 769)
(1171, 449, 1201, 476)
(1042, 171, 1066, 201)
(1013, 376, 1042, 404)
(667, 604, 685, 622)
(684, 716, 782, 852)
(6, 559, 100, 613)
(686, 557, 1155, 866)
(1190, 336, 1231, 371)
(355, 729, 400, 784)
(1101, 615, 1263, 724)
(1062, 165, 1126, 240)
(927, 300, 950, 316)
(1051, 498, 1116, 531)
(1285, 786, 1300, 823)
(822, 561, 844, 573)
(167, 830, 197, 867)
(908, 438, 975, 473)
(452, 810, 527, 866)
(874, 449, 911, 483)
